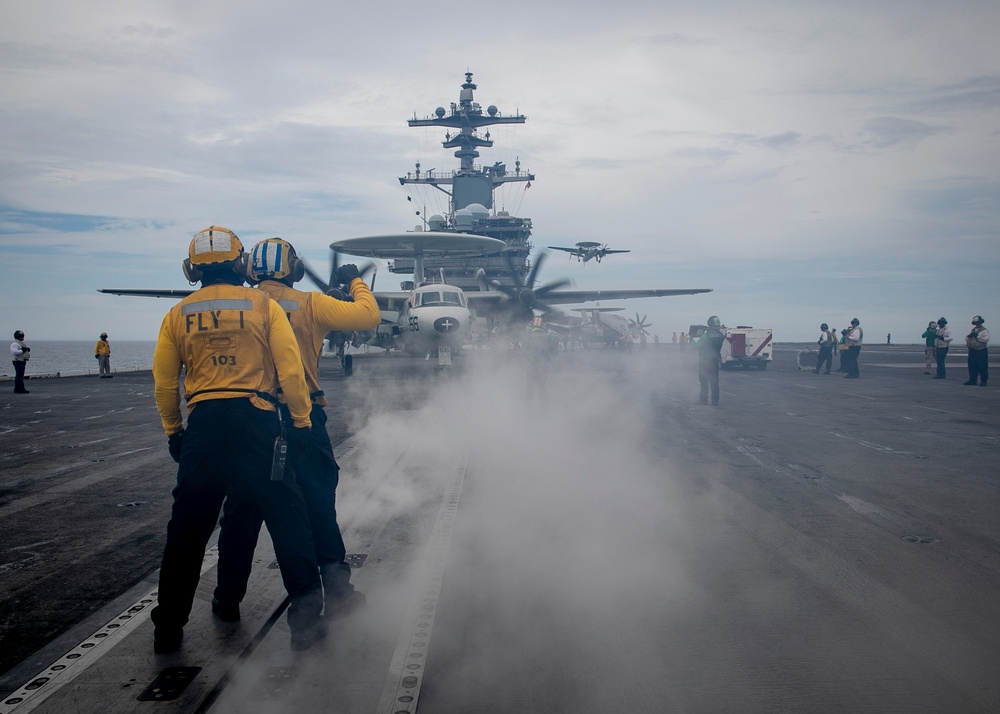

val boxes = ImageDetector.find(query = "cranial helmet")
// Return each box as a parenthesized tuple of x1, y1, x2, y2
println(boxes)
(928, 321, 937, 328)
(707, 315, 721, 329)
(100, 332, 108, 339)
(937, 317, 948, 326)
(851, 318, 860, 326)
(182, 226, 246, 283)
(13, 330, 24, 340)
(820, 323, 829, 331)
(249, 238, 305, 284)
(972, 315, 985, 325)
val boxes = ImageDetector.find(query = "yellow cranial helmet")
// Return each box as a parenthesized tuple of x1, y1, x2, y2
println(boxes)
(182, 226, 246, 282)
(249, 238, 304, 284)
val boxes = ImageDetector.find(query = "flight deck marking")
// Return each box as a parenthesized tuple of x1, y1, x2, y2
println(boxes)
(248, 666, 300, 700)
(842, 392, 876, 400)
(375, 455, 468, 714)
(135, 666, 202, 701)
(0, 546, 222, 713)
(62, 438, 110, 447)
(913, 405, 964, 416)
(831, 432, 915, 457)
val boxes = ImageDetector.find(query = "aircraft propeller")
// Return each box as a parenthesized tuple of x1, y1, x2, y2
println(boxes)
(492, 251, 570, 320)
(302, 249, 376, 301)
(630, 312, 653, 336)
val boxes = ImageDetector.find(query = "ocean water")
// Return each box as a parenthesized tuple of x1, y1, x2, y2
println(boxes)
(3, 341, 156, 377)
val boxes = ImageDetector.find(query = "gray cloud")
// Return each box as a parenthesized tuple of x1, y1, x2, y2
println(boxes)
(673, 146, 739, 164)
(901, 175, 1000, 226)
(901, 75, 1000, 115)
(758, 131, 804, 149)
(861, 116, 948, 148)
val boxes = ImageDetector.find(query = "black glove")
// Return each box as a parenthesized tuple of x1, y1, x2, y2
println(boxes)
(336, 263, 362, 287)
(287, 425, 312, 461)
(167, 430, 184, 463)
(95, 354, 99, 359)
(21, 346, 29, 352)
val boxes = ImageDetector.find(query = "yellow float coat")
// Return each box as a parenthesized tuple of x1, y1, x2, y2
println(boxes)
(258, 277, 380, 406)
(152, 283, 312, 435)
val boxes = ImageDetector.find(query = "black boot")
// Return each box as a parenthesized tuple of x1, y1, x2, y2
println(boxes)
(153, 627, 183, 654)
(321, 562, 366, 620)
(287, 587, 324, 651)
(211, 597, 240, 622)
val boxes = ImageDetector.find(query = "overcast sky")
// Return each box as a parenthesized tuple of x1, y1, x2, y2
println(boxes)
(2, 1, 998, 342)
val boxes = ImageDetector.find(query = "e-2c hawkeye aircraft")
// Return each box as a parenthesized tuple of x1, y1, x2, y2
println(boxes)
(327, 231, 710, 362)
(548, 241, 630, 263)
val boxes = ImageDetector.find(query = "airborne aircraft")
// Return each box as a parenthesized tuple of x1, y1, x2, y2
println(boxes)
(548, 241, 630, 263)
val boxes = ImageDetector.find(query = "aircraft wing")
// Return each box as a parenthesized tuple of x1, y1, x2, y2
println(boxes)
(534, 288, 711, 304)
(465, 288, 712, 316)
(99, 287, 412, 313)
(98, 288, 195, 298)
(602, 249, 631, 255)
(370, 291, 409, 316)
(547, 246, 581, 255)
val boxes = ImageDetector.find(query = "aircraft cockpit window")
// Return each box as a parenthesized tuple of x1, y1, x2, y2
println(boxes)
(442, 291, 462, 305)
(420, 292, 442, 306)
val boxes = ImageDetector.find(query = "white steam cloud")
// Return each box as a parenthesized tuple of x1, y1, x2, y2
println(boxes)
(331, 348, 702, 709)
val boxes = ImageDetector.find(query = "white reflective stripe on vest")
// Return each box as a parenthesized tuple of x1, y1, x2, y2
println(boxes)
(182, 299, 254, 314)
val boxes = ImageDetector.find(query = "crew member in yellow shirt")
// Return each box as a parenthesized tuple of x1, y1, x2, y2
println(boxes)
(214, 237, 380, 623)
(95, 332, 112, 377)
(150, 226, 323, 653)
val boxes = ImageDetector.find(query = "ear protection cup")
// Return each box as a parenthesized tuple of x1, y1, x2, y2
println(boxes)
(289, 255, 306, 283)
(234, 252, 249, 280)
(182, 257, 202, 283)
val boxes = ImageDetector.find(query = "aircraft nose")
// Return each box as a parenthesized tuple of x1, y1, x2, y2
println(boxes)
(434, 316, 461, 333)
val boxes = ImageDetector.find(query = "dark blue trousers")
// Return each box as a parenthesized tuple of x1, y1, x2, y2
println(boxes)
(935, 346, 949, 377)
(12, 360, 26, 392)
(968, 349, 988, 385)
(699, 361, 720, 404)
(816, 345, 833, 373)
(846, 346, 861, 377)
(216, 403, 351, 604)
(151, 398, 321, 633)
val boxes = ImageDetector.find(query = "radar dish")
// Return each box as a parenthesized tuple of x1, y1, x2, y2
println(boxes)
(331, 232, 506, 259)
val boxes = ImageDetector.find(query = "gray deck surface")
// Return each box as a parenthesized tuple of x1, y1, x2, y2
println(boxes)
(2, 344, 998, 713)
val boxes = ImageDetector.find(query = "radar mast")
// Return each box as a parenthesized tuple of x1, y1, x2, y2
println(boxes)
(393, 73, 535, 289)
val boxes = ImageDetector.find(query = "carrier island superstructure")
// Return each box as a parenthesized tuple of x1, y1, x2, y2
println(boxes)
(390, 72, 534, 290)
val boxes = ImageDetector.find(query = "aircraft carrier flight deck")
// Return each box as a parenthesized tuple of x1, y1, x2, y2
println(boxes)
(1, 343, 998, 713)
